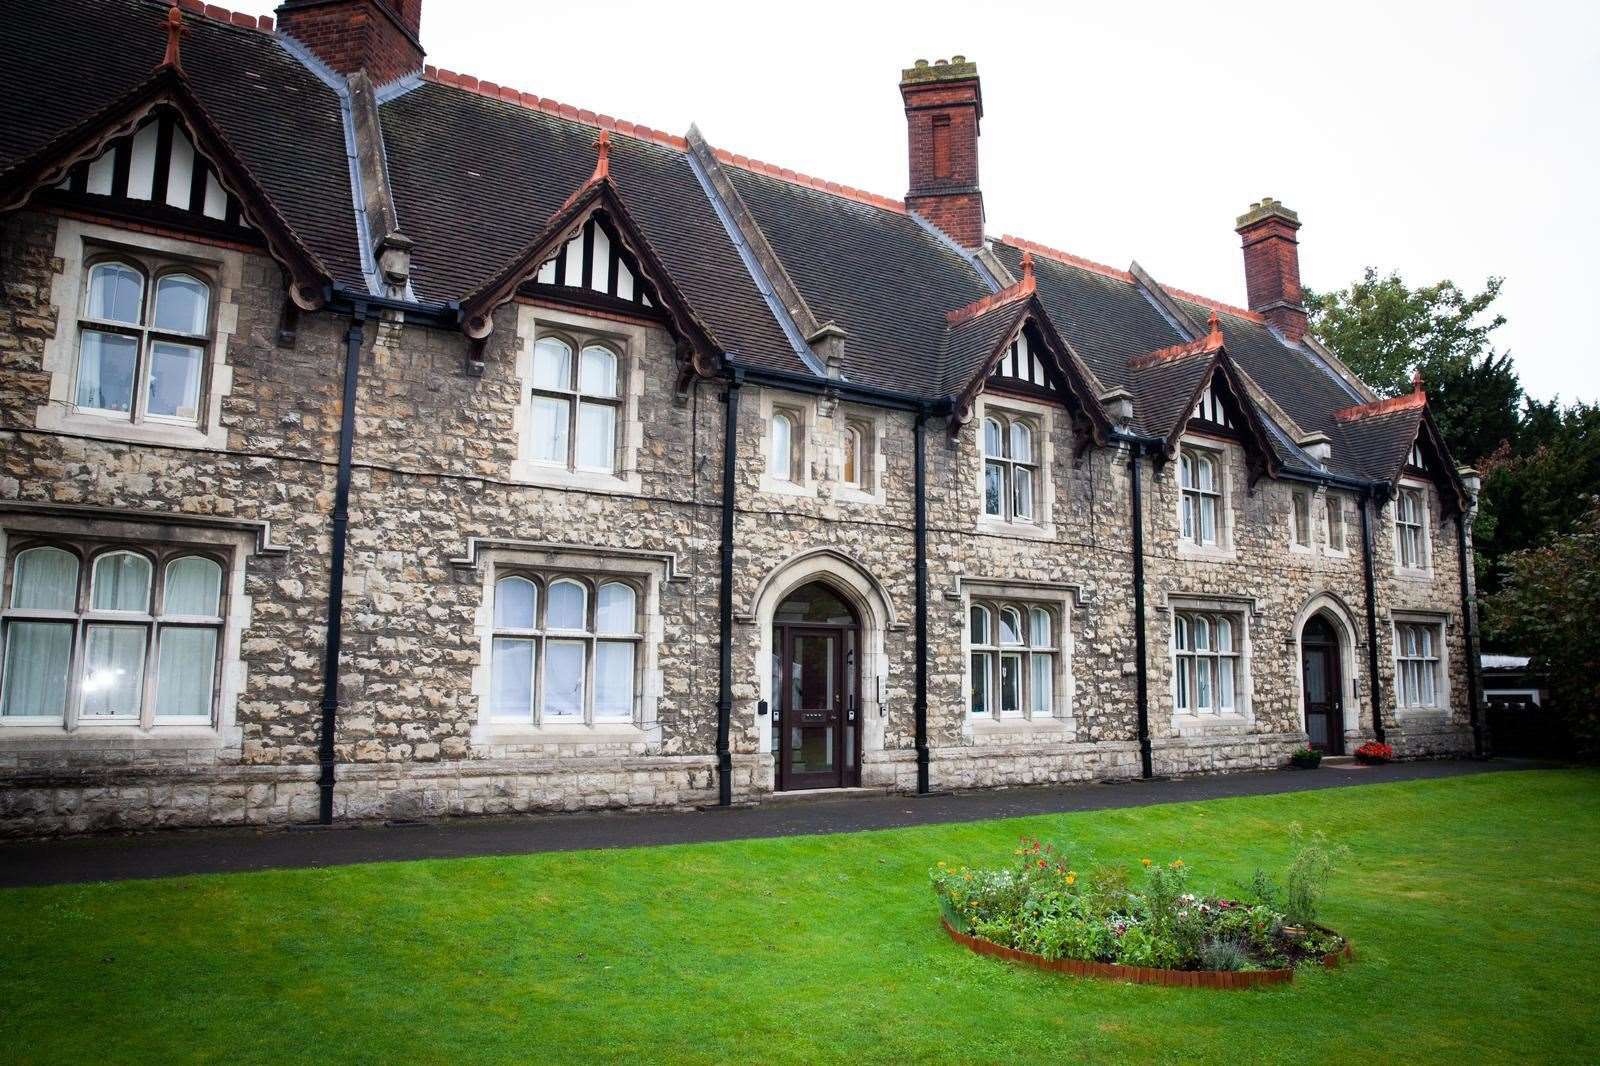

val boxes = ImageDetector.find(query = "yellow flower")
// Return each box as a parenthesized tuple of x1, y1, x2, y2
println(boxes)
(1066, 872, 1078, 886)
(1141, 858, 1152, 867)
(937, 860, 946, 867)
(1170, 859, 1185, 869)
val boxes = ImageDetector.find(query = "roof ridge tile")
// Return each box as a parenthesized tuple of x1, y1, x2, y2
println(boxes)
(174, 0, 275, 33)
(999, 234, 1132, 283)
(1333, 390, 1427, 423)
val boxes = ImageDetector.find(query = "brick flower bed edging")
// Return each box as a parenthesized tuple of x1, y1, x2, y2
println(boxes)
(940, 916, 1353, 989)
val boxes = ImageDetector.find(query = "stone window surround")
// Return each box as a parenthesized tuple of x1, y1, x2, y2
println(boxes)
(0, 509, 256, 752)
(756, 387, 820, 498)
(972, 394, 1057, 541)
(1321, 488, 1352, 559)
(1158, 592, 1258, 732)
(834, 404, 887, 506)
(37, 216, 242, 451)
(469, 544, 666, 749)
(1287, 485, 1314, 555)
(959, 577, 1078, 738)
(1389, 610, 1452, 719)
(1390, 477, 1435, 580)
(1173, 432, 1236, 561)
(510, 303, 647, 494)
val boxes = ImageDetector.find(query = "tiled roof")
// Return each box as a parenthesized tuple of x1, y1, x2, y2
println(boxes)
(0, 0, 1434, 489)
(1, 0, 363, 285)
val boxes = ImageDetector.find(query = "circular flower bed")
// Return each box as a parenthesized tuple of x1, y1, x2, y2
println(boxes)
(932, 832, 1352, 987)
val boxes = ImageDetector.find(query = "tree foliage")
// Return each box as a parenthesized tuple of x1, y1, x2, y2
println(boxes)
(1306, 269, 1519, 466)
(1482, 502, 1600, 755)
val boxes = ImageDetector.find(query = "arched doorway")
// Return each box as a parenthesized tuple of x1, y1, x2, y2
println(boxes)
(772, 582, 861, 790)
(1301, 613, 1344, 753)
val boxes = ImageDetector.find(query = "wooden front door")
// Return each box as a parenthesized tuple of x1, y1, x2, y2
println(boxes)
(1301, 615, 1344, 754)
(773, 583, 861, 791)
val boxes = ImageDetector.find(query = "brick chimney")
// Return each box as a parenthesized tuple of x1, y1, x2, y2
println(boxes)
(1235, 197, 1307, 343)
(900, 57, 984, 248)
(276, 0, 424, 85)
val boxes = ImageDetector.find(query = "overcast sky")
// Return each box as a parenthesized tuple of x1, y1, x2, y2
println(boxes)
(242, 0, 1597, 402)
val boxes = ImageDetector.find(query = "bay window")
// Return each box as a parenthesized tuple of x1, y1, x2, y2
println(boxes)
(1173, 611, 1240, 715)
(1, 541, 225, 726)
(490, 573, 641, 725)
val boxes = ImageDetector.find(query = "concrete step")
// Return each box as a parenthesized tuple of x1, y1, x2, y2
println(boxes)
(762, 785, 898, 805)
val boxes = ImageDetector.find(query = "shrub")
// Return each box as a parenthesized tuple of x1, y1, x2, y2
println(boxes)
(1290, 747, 1323, 769)
(1283, 824, 1350, 928)
(1354, 741, 1394, 764)
(1198, 936, 1251, 972)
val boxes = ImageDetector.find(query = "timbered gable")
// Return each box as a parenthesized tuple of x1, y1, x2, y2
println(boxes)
(44, 108, 255, 242)
(986, 327, 1054, 393)
(1187, 373, 1237, 434)
(528, 214, 655, 311)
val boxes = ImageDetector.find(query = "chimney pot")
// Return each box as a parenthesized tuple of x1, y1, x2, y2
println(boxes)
(1234, 197, 1307, 343)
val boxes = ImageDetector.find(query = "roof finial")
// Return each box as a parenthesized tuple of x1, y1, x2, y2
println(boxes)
(1207, 308, 1222, 343)
(1020, 250, 1036, 292)
(1411, 367, 1425, 395)
(161, 4, 186, 71)
(591, 129, 611, 182)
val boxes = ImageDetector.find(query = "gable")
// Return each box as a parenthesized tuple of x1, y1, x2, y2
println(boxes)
(1188, 373, 1236, 432)
(43, 108, 254, 241)
(530, 214, 654, 310)
(986, 325, 1056, 393)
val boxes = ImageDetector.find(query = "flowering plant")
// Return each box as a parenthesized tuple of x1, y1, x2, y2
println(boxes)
(931, 835, 1346, 972)
(1289, 746, 1323, 769)
(1353, 741, 1394, 765)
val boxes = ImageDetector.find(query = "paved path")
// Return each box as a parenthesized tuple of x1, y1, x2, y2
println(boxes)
(0, 758, 1557, 888)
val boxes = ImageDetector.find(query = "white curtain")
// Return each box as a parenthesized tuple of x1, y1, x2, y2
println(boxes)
(576, 402, 616, 471)
(155, 627, 216, 717)
(13, 547, 77, 609)
(93, 553, 151, 612)
(544, 640, 584, 718)
(81, 624, 146, 717)
(165, 557, 221, 616)
(594, 641, 633, 720)
(1, 621, 72, 716)
(595, 583, 634, 635)
(490, 637, 534, 719)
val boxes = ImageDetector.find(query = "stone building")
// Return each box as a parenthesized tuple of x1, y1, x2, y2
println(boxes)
(0, 0, 1483, 835)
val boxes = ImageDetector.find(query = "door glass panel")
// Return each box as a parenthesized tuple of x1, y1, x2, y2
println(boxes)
(1304, 649, 1327, 703)
(792, 635, 835, 710)
(790, 725, 834, 774)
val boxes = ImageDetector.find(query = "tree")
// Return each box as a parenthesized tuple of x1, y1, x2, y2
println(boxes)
(1482, 501, 1600, 756)
(1305, 269, 1520, 466)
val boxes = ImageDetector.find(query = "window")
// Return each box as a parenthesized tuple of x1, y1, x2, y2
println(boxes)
(528, 335, 621, 474)
(1395, 622, 1441, 708)
(489, 573, 640, 725)
(73, 258, 213, 425)
(1396, 488, 1427, 569)
(770, 409, 804, 483)
(842, 418, 873, 491)
(1179, 447, 1221, 546)
(969, 601, 1056, 719)
(982, 414, 1037, 523)
(1173, 611, 1240, 715)
(1325, 493, 1347, 553)
(0, 542, 225, 725)
(1291, 489, 1311, 548)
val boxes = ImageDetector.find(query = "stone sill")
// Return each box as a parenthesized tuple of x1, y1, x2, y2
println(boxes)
(474, 723, 649, 745)
(975, 518, 1056, 542)
(969, 717, 1075, 738)
(1167, 714, 1254, 736)
(1177, 544, 1238, 564)
(507, 462, 642, 495)
(0, 726, 231, 750)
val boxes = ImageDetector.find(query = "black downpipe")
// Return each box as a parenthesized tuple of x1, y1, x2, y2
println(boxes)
(715, 371, 742, 807)
(1129, 443, 1153, 778)
(1456, 513, 1487, 757)
(913, 405, 931, 794)
(318, 304, 367, 825)
(1359, 492, 1387, 744)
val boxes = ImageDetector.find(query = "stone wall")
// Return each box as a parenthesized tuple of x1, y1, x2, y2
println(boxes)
(0, 206, 1474, 837)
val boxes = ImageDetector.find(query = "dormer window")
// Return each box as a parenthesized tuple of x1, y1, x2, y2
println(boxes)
(1396, 488, 1428, 569)
(528, 334, 621, 474)
(74, 258, 212, 425)
(982, 414, 1037, 522)
(1179, 447, 1221, 546)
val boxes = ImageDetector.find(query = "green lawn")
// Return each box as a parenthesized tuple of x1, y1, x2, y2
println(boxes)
(2, 769, 1596, 1065)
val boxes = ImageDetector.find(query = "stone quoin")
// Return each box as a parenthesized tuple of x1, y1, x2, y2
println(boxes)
(0, 0, 1481, 835)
